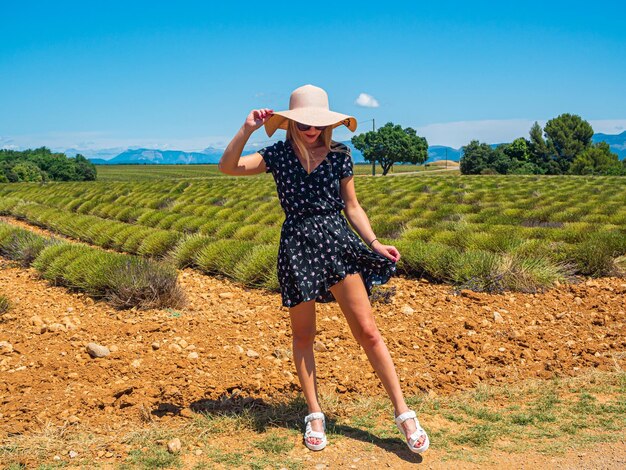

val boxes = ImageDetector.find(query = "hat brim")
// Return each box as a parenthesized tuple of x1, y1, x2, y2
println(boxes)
(264, 109, 357, 137)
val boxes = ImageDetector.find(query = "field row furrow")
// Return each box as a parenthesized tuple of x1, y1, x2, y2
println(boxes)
(0, 221, 184, 309)
(1, 175, 624, 293)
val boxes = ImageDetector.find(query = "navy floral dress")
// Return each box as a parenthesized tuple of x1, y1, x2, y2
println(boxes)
(258, 139, 397, 308)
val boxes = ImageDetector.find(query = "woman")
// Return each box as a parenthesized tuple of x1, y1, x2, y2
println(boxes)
(218, 84, 429, 454)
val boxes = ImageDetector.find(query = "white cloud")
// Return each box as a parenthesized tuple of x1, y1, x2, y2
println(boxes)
(355, 93, 380, 108)
(0, 131, 236, 154)
(0, 144, 19, 150)
(414, 119, 541, 148)
(332, 119, 539, 147)
(588, 120, 626, 134)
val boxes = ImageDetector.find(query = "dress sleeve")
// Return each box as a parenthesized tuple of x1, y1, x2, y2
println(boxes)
(338, 147, 354, 180)
(257, 143, 276, 174)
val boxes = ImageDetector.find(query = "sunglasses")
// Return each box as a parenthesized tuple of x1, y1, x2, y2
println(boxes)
(296, 122, 328, 132)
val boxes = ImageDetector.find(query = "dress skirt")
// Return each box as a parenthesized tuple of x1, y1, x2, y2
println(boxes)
(277, 211, 397, 308)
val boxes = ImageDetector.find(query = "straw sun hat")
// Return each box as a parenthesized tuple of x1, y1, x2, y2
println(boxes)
(263, 84, 358, 137)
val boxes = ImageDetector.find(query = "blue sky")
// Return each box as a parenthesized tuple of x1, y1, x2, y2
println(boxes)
(1, 1, 625, 154)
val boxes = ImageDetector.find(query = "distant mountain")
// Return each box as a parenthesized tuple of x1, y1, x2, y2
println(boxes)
(88, 143, 359, 165)
(87, 142, 461, 165)
(593, 131, 626, 159)
(88, 146, 265, 165)
(427, 145, 462, 163)
(105, 148, 217, 165)
(88, 158, 112, 165)
(82, 131, 626, 165)
(63, 147, 132, 160)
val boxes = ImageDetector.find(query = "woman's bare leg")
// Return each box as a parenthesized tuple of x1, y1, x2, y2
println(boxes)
(328, 272, 425, 447)
(289, 299, 324, 445)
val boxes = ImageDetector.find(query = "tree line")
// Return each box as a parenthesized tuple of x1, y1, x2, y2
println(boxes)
(0, 147, 97, 182)
(460, 114, 625, 176)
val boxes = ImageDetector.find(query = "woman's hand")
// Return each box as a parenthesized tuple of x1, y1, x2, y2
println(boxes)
(244, 108, 274, 133)
(372, 241, 401, 263)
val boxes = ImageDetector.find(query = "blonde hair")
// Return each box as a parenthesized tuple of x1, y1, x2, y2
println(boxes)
(286, 120, 346, 166)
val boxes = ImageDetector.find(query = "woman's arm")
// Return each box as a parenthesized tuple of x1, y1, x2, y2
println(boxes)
(342, 178, 376, 245)
(341, 177, 400, 262)
(218, 108, 273, 176)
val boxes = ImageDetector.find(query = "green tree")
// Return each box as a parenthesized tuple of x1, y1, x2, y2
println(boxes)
(490, 146, 513, 174)
(503, 137, 531, 161)
(0, 147, 97, 182)
(461, 140, 540, 175)
(502, 138, 541, 174)
(74, 154, 97, 180)
(509, 160, 541, 174)
(460, 140, 494, 174)
(11, 161, 45, 182)
(46, 156, 77, 181)
(544, 113, 594, 173)
(528, 121, 554, 173)
(351, 122, 428, 175)
(570, 142, 624, 175)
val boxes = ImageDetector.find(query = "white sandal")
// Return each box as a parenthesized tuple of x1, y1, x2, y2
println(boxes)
(303, 411, 327, 451)
(395, 410, 429, 454)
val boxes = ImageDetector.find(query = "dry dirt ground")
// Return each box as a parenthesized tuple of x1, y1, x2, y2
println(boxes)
(0, 217, 625, 468)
